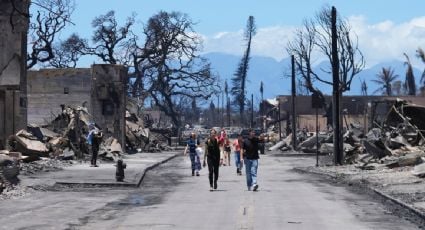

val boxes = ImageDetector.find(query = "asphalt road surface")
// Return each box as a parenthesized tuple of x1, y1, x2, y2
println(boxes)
(0, 152, 421, 229)
(76, 153, 420, 230)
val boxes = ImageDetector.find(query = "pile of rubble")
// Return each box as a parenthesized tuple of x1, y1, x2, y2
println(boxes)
(274, 99, 425, 177)
(125, 111, 173, 153)
(5, 106, 124, 162)
(0, 104, 173, 194)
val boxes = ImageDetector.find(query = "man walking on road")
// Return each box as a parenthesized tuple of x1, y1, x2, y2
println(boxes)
(241, 129, 260, 191)
(203, 129, 221, 191)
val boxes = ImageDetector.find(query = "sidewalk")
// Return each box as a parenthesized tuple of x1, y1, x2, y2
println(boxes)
(290, 154, 425, 222)
(20, 151, 180, 188)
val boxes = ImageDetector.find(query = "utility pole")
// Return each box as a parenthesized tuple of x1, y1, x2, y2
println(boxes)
(315, 106, 319, 167)
(217, 95, 220, 127)
(278, 100, 282, 140)
(227, 97, 231, 127)
(260, 81, 264, 132)
(221, 91, 224, 127)
(291, 55, 297, 150)
(331, 6, 343, 165)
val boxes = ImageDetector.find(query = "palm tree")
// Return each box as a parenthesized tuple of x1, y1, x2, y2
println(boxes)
(416, 47, 425, 85)
(360, 78, 368, 96)
(392, 80, 403, 96)
(372, 67, 398, 96)
(404, 53, 417, 96)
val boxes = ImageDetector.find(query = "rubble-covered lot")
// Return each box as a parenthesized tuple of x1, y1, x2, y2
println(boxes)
(0, 158, 75, 200)
(272, 99, 425, 177)
(295, 161, 425, 222)
(270, 99, 425, 221)
(0, 104, 175, 197)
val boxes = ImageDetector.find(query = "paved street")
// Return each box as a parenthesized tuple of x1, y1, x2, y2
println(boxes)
(76, 152, 420, 229)
(0, 151, 421, 229)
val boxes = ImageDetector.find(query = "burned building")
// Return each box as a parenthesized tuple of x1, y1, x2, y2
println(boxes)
(27, 68, 92, 125)
(0, 0, 29, 149)
(90, 65, 127, 148)
(27, 65, 127, 146)
(277, 95, 425, 134)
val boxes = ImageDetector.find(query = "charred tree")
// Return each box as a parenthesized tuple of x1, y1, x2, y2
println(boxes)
(84, 10, 135, 65)
(138, 11, 219, 133)
(48, 33, 87, 68)
(286, 5, 364, 103)
(231, 16, 256, 126)
(27, 0, 75, 69)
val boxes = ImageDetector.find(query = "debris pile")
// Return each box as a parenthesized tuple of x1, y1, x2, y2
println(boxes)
(275, 99, 425, 176)
(0, 152, 20, 193)
(0, 104, 174, 194)
(125, 111, 174, 153)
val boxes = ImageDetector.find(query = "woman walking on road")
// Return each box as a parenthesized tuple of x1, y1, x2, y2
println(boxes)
(184, 132, 201, 176)
(218, 128, 227, 166)
(223, 137, 231, 166)
(203, 129, 221, 191)
(232, 134, 243, 175)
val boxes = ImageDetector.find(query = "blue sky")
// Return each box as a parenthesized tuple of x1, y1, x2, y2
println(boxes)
(47, 0, 425, 68)
(68, 0, 425, 34)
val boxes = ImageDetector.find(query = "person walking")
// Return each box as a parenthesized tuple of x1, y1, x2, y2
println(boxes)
(241, 129, 261, 191)
(218, 128, 227, 166)
(203, 129, 221, 191)
(259, 133, 266, 155)
(232, 134, 243, 175)
(223, 137, 231, 166)
(87, 123, 103, 167)
(184, 132, 201, 176)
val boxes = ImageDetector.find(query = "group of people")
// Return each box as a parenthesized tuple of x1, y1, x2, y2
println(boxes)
(184, 128, 263, 192)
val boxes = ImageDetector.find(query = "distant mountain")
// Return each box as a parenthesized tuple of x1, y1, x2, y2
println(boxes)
(204, 52, 291, 101)
(203, 52, 423, 99)
(351, 60, 422, 95)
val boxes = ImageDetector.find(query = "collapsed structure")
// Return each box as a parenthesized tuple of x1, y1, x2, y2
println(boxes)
(0, 65, 175, 193)
(0, 0, 29, 194)
(271, 98, 425, 177)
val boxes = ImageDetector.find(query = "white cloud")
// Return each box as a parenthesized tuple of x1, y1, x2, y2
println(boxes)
(200, 16, 425, 68)
(350, 15, 425, 68)
(201, 26, 297, 60)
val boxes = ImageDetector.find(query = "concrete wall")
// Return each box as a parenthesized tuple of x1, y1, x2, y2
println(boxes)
(27, 68, 92, 125)
(0, 0, 29, 148)
(295, 114, 366, 133)
(28, 65, 127, 147)
(91, 65, 127, 146)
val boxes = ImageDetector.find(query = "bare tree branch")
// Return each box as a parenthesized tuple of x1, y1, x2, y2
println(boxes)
(132, 11, 219, 131)
(286, 5, 365, 96)
(27, 0, 75, 69)
(83, 10, 135, 65)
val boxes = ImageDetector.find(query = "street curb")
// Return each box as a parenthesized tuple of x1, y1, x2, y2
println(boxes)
(293, 167, 425, 222)
(273, 153, 317, 157)
(372, 188, 425, 221)
(55, 153, 180, 188)
(54, 181, 137, 187)
(136, 153, 179, 187)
